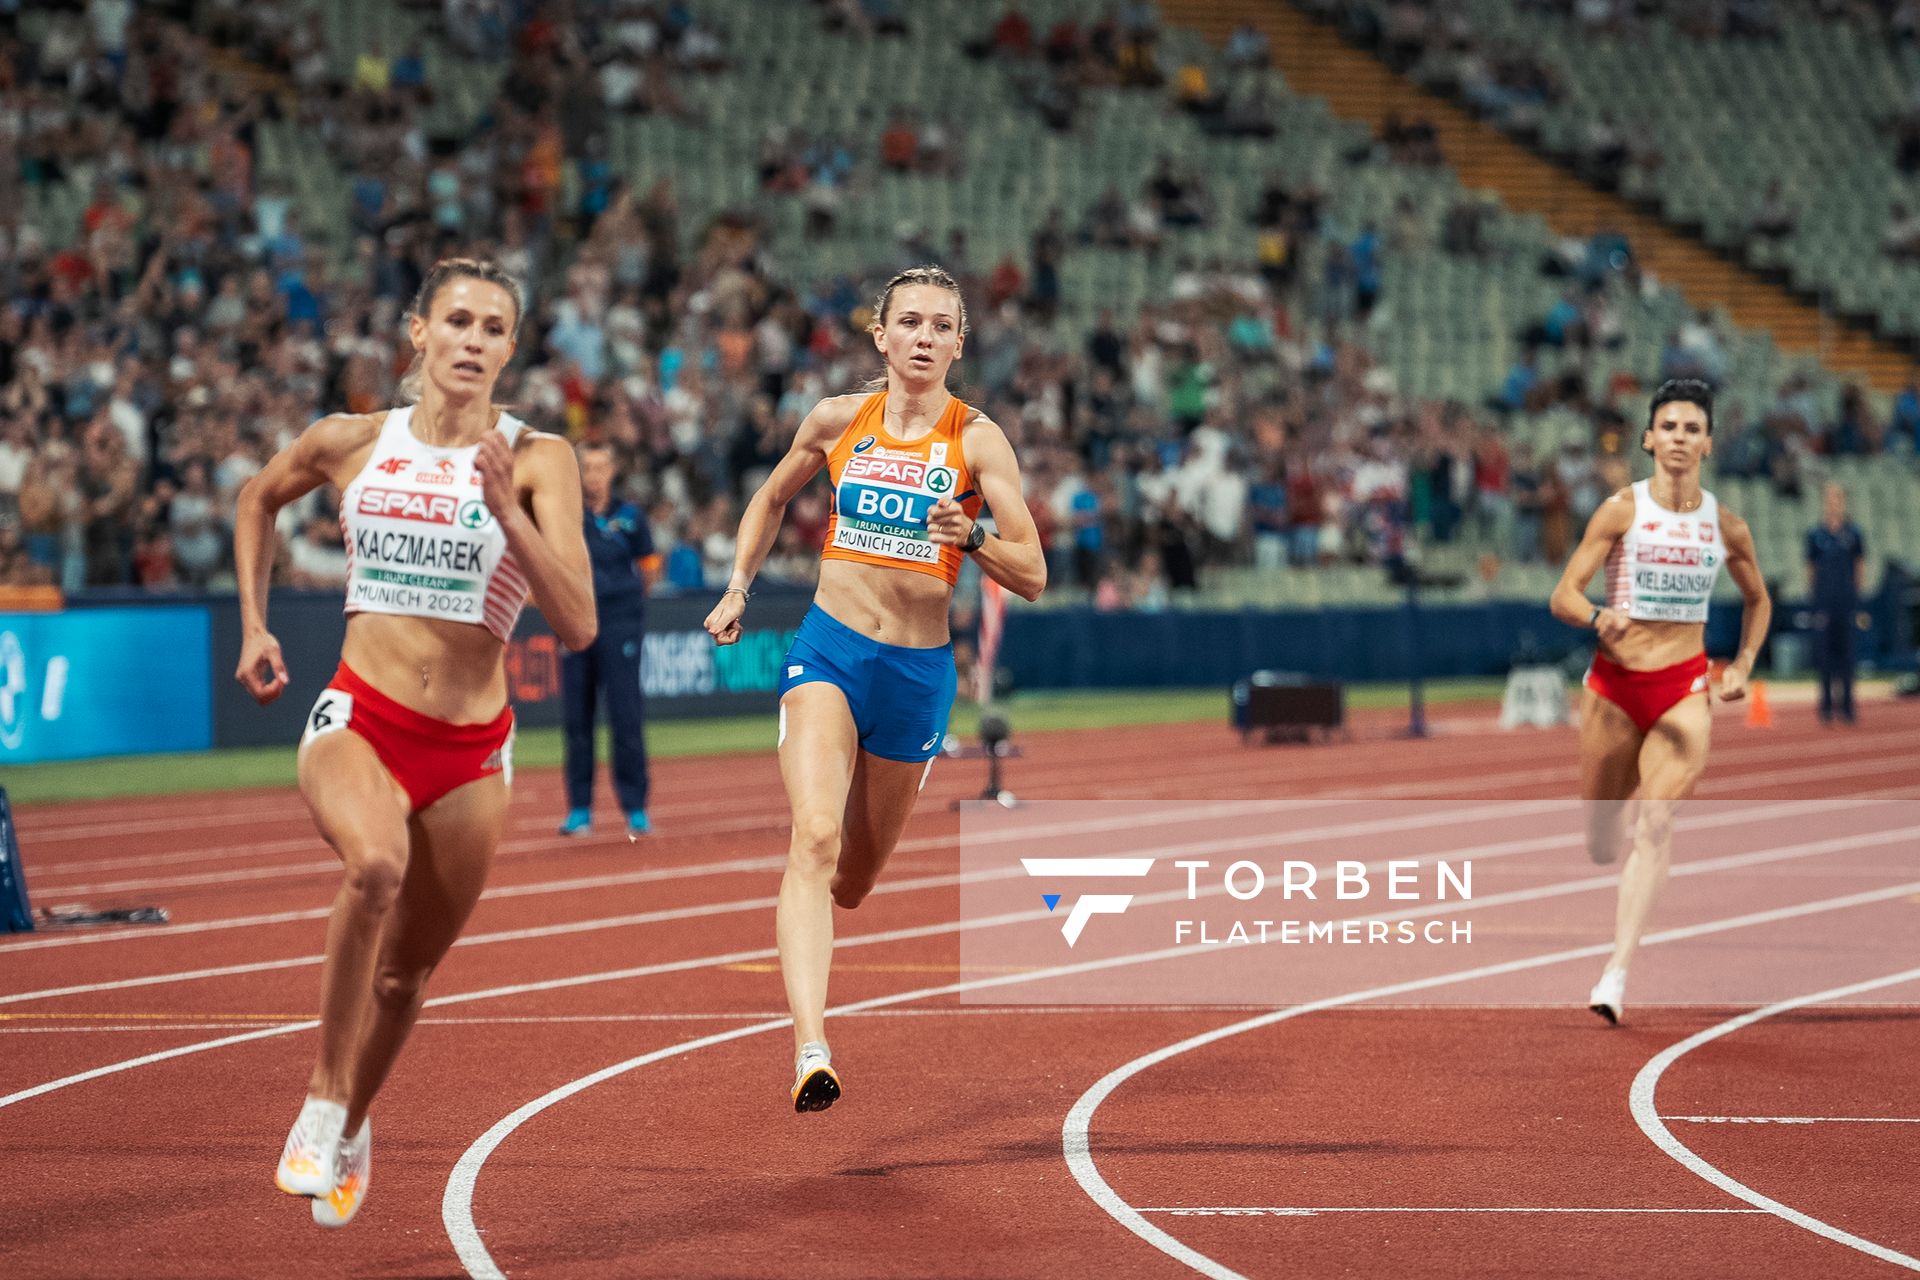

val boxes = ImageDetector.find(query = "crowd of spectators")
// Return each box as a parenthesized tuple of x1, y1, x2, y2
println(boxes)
(8, 0, 1901, 607)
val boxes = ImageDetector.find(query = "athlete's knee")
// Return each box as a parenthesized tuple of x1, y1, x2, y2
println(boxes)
(788, 812, 842, 876)
(339, 846, 408, 913)
(370, 962, 433, 1013)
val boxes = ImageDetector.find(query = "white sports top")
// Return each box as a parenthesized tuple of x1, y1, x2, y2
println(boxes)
(1604, 479, 1723, 624)
(339, 406, 530, 642)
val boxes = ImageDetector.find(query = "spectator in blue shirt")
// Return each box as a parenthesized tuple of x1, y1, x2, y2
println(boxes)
(560, 442, 658, 836)
(1805, 482, 1866, 725)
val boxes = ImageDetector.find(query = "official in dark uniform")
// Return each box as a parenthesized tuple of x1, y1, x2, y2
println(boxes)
(560, 443, 656, 835)
(1805, 482, 1865, 725)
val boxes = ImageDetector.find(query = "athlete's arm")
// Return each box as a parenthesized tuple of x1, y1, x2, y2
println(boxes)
(932, 416, 1046, 601)
(232, 414, 372, 704)
(1549, 487, 1635, 649)
(1716, 508, 1770, 702)
(491, 430, 597, 652)
(704, 396, 855, 645)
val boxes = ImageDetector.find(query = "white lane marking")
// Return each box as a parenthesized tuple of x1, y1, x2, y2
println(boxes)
(0, 797, 1557, 990)
(0, 854, 793, 953)
(1630, 966, 1920, 1272)
(12, 788, 1910, 955)
(24, 715, 1906, 881)
(1134, 1206, 1769, 1216)
(20, 794, 1309, 900)
(1059, 884, 1920, 1280)
(1665, 1116, 1920, 1125)
(10, 803, 1898, 1104)
(441, 866, 1920, 1279)
(10, 799, 1905, 1006)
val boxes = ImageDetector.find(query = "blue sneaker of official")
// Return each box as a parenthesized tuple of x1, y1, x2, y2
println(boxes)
(626, 811, 651, 837)
(558, 808, 592, 836)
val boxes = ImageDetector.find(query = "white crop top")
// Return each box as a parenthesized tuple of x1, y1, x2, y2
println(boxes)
(1604, 479, 1723, 624)
(339, 406, 529, 642)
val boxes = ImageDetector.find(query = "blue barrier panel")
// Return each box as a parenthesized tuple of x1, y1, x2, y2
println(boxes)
(0, 608, 213, 763)
(0, 786, 31, 932)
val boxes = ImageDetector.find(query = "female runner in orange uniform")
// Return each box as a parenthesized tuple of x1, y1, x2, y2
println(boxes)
(704, 266, 1046, 1110)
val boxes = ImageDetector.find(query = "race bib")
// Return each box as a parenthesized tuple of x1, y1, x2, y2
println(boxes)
(300, 688, 354, 748)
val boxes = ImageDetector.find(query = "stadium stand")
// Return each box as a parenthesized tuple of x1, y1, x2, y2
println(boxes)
(2, 0, 1915, 611)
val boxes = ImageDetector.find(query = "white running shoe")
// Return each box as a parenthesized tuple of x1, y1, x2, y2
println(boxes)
(791, 1041, 841, 1114)
(1588, 968, 1627, 1026)
(312, 1118, 370, 1228)
(276, 1097, 347, 1197)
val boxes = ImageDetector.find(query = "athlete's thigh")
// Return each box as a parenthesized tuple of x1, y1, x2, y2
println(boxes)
(841, 751, 933, 881)
(1637, 692, 1710, 801)
(1577, 687, 1643, 801)
(297, 728, 410, 860)
(779, 682, 861, 831)
(381, 773, 512, 970)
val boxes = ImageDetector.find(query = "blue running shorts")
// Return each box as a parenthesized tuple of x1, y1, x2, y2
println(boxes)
(777, 605, 957, 763)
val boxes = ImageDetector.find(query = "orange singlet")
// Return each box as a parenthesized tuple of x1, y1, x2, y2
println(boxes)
(819, 391, 982, 587)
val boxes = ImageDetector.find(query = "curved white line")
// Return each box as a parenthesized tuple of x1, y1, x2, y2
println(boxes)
(1629, 966, 1920, 1271)
(1062, 884, 1920, 1279)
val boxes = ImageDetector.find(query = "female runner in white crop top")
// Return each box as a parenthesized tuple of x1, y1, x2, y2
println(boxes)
(232, 259, 595, 1227)
(1550, 379, 1770, 1025)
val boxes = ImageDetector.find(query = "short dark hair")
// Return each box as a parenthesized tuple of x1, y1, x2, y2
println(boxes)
(1647, 378, 1714, 433)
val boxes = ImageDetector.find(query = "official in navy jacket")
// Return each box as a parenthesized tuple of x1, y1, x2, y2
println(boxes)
(560, 443, 656, 835)
(1805, 482, 1866, 725)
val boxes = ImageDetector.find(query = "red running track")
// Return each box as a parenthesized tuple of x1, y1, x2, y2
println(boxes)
(0, 698, 1916, 1278)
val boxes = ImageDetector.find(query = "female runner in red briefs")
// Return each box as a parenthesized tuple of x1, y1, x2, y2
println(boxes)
(233, 259, 595, 1226)
(1550, 378, 1770, 1025)
(703, 266, 1046, 1112)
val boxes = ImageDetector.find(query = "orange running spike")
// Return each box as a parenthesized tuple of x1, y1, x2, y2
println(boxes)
(1745, 680, 1773, 729)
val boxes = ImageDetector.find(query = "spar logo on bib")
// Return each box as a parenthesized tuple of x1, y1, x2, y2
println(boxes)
(358, 488, 457, 525)
(926, 466, 955, 496)
(457, 500, 493, 530)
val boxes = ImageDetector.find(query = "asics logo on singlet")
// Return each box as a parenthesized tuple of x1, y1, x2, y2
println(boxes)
(358, 488, 457, 525)
(377, 457, 410, 475)
(1021, 857, 1156, 947)
(852, 435, 877, 453)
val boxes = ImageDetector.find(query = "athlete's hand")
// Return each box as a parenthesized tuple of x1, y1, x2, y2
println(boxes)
(1718, 661, 1750, 702)
(475, 429, 517, 521)
(927, 498, 971, 546)
(704, 590, 745, 646)
(1593, 606, 1631, 648)
(236, 629, 290, 705)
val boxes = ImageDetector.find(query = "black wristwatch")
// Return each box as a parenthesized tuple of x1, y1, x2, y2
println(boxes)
(1589, 606, 1603, 628)
(961, 520, 987, 553)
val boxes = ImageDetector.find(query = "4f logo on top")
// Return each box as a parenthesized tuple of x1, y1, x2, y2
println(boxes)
(1022, 856, 1155, 946)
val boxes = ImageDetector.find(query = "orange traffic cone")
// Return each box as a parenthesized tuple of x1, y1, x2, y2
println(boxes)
(1745, 679, 1773, 729)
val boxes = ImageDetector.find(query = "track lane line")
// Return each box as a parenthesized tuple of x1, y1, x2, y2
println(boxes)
(1060, 885, 1920, 1280)
(10, 802, 1902, 1109)
(1629, 966, 1920, 1272)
